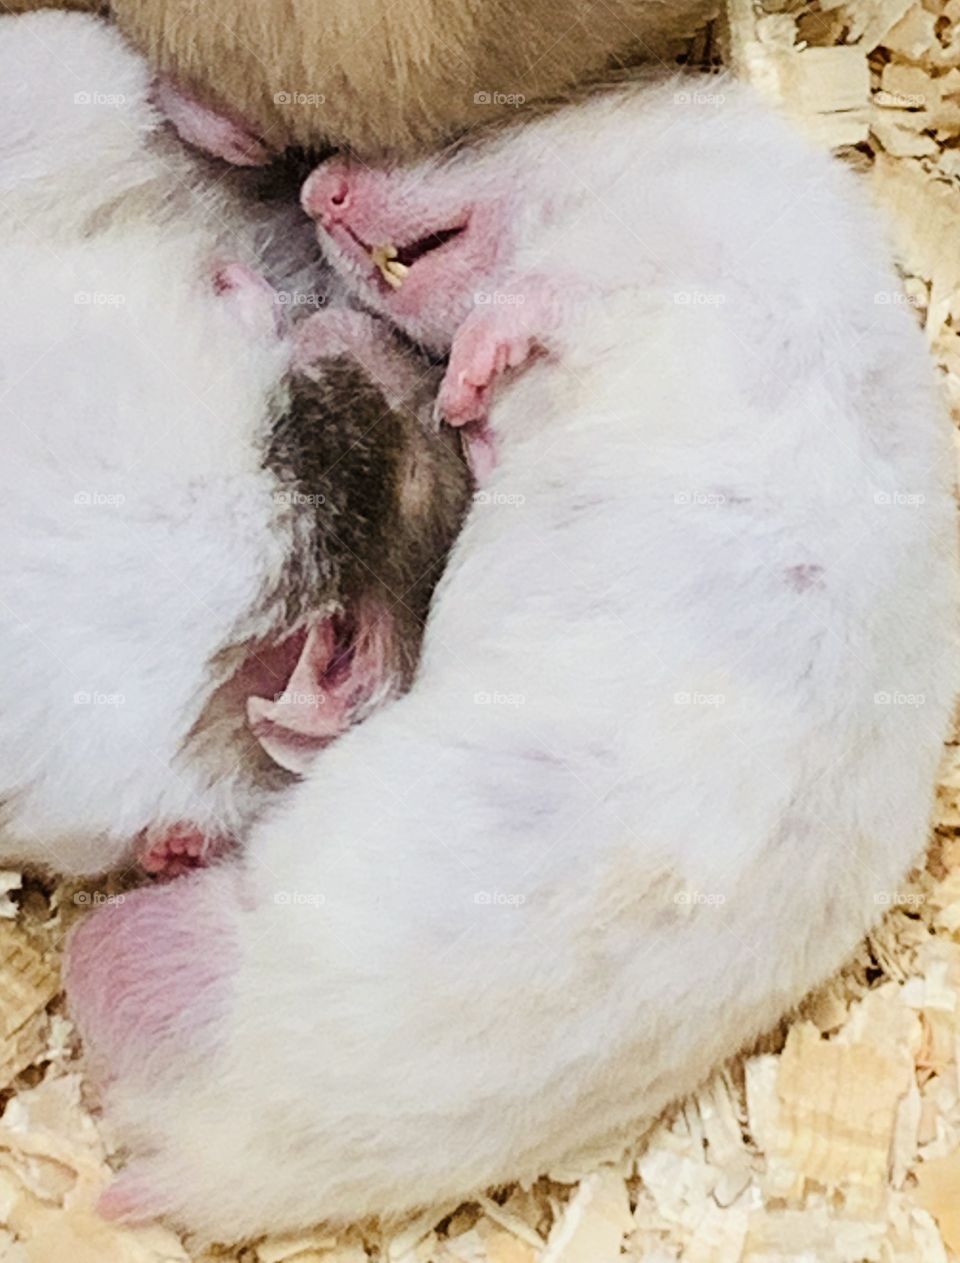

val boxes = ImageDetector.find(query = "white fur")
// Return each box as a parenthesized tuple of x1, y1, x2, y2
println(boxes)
(88, 81, 959, 1235)
(0, 13, 294, 872)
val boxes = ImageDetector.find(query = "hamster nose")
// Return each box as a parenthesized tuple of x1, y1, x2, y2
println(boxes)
(302, 168, 351, 222)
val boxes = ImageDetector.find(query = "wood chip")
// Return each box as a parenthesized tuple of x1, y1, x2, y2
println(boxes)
(857, 0, 920, 49)
(762, 1017, 914, 1211)
(682, 1203, 748, 1263)
(0, 923, 59, 1091)
(879, 60, 941, 109)
(540, 1169, 632, 1263)
(881, 3, 939, 56)
(915, 1151, 960, 1254)
(474, 1197, 546, 1252)
(255, 1234, 340, 1263)
(0, 1017, 49, 1097)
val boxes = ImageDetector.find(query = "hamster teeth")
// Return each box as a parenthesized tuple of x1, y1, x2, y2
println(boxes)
(383, 261, 409, 288)
(370, 244, 409, 289)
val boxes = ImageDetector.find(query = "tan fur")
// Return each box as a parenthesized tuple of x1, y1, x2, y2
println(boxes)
(3, 0, 718, 155)
(0, 0, 102, 9)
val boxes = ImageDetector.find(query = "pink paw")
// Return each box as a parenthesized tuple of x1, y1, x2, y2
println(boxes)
(153, 77, 272, 167)
(139, 824, 230, 879)
(436, 318, 536, 428)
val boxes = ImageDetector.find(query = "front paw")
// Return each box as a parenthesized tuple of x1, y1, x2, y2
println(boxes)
(436, 316, 536, 429)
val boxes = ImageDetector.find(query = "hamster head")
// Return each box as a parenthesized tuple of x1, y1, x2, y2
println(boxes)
(300, 136, 539, 354)
(241, 307, 470, 776)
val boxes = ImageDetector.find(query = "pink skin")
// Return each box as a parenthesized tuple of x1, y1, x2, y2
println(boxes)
(301, 158, 506, 356)
(293, 307, 389, 374)
(153, 77, 273, 167)
(438, 297, 565, 481)
(98, 1169, 160, 1224)
(139, 825, 232, 879)
(434, 272, 586, 435)
(436, 319, 536, 428)
(134, 602, 391, 868)
(294, 307, 434, 413)
(247, 608, 392, 775)
(434, 304, 544, 482)
(66, 878, 234, 1076)
(65, 872, 241, 1223)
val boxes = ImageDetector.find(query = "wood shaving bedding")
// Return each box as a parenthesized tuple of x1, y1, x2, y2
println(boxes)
(5, 2, 960, 1257)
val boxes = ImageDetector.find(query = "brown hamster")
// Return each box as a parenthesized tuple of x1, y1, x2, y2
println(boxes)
(1, 0, 718, 155)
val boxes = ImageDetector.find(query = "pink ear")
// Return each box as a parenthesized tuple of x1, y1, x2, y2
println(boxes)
(152, 77, 272, 167)
(247, 611, 391, 774)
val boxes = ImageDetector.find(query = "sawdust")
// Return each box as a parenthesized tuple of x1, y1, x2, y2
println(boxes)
(4, 1, 960, 1258)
